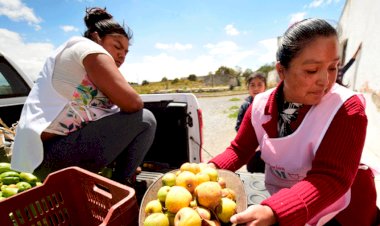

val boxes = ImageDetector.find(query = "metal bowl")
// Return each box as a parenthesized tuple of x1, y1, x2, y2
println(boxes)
(139, 169, 247, 225)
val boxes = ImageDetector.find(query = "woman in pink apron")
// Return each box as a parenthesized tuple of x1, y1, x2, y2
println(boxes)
(209, 18, 378, 225)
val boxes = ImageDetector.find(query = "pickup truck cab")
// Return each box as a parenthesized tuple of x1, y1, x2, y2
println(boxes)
(0, 51, 33, 126)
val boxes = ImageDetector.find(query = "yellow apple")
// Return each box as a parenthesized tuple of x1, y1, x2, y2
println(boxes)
(200, 167, 219, 182)
(145, 199, 163, 214)
(195, 172, 210, 185)
(215, 197, 237, 223)
(174, 207, 202, 226)
(157, 185, 171, 203)
(162, 172, 177, 187)
(197, 162, 209, 171)
(202, 219, 221, 226)
(221, 188, 236, 201)
(194, 181, 222, 209)
(194, 206, 211, 220)
(180, 162, 192, 172)
(144, 212, 170, 226)
(165, 186, 192, 213)
(189, 163, 201, 174)
(176, 171, 198, 193)
(217, 177, 226, 189)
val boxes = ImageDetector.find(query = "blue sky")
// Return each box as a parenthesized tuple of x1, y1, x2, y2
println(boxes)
(0, 0, 345, 83)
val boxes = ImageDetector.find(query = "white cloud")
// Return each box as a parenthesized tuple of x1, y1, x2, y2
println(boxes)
(224, 24, 240, 36)
(307, 0, 340, 8)
(60, 25, 79, 32)
(0, 28, 55, 81)
(121, 40, 256, 83)
(121, 53, 217, 83)
(155, 42, 192, 51)
(0, 0, 42, 30)
(289, 12, 307, 26)
(257, 38, 278, 65)
(204, 41, 239, 55)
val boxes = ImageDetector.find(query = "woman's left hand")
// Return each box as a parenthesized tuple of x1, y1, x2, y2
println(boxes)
(230, 204, 277, 226)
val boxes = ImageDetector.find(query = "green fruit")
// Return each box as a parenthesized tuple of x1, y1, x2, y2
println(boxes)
(144, 213, 169, 226)
(1, 187, 18, 198)
(99, 167, 113, 179)
(0, 163, 11, 174)
(19, 172, 39, 185)
(1, 176, 20, 185)
(16, 182, 32, 192)
(0, 171, 20, 179)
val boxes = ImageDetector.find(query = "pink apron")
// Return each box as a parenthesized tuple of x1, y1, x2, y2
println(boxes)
(251, 84, 364, 226)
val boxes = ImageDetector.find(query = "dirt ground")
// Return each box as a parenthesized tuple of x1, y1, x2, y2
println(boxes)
(197, 93, 248, 172)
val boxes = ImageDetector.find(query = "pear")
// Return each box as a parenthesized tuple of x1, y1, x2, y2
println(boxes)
(174, 207, 202, 226)
(215, 197, 237, 223)
(194, 181, 222, 209)
(200, 167, 219, 182)
(145, 199, 163, 214)
(176, 171, 198, 193)
(162, 172, 177, 187)
(165, 186, 192, 213)
(144, 212, 170, 226)
(157, 186, 171, 203)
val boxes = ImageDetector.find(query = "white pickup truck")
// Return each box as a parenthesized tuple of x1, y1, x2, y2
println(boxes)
(0, 50, 268, 212)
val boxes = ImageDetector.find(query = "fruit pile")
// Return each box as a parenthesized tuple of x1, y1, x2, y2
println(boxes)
(143, 162, 237, 226)
(0, 162, 41, 201)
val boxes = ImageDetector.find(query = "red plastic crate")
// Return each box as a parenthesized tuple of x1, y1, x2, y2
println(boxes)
(0, 166, 139, 226)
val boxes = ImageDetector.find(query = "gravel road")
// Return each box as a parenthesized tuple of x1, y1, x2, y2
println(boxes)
(197, 93, 247, 171)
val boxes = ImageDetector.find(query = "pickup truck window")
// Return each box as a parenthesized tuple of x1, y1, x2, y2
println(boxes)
(0, 56, 30, 98)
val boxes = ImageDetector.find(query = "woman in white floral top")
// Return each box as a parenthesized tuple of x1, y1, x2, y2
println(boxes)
(12, 7, 157, 186)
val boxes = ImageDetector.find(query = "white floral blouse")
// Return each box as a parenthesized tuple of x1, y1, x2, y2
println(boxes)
(44, 75, 119, 135)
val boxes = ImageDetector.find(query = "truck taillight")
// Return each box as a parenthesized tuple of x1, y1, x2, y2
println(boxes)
(197, 108, 204, 162)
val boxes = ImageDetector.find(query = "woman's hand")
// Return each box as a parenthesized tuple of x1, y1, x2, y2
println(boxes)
(207, 162, 217, 169)
(230, 204, 277, 226)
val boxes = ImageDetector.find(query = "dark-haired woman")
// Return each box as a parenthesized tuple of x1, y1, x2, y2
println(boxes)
(209, 18, 378, 225)
(12, 7, 156, 186)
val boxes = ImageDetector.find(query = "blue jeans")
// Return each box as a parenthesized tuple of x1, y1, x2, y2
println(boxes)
(35, 109, 156, 183)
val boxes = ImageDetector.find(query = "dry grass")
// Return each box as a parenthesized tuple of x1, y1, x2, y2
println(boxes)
(372, 93, 380, 111)
(133, 79, 248, 97)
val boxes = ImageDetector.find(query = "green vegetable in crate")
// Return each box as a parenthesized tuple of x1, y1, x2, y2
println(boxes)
(0, 171, 20, 179)
(0, 171, 21, 185)
(1, 186, 18, 198)
(1, 176, 20, 185)
(0, 162, 11, 173)
(19, 172, 39, 185)
(16, 181, 32, 192)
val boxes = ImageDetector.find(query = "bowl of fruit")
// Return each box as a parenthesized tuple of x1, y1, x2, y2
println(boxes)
(139, 162, 247, 226)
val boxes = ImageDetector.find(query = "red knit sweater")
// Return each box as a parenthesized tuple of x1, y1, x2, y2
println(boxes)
(209, 85, 367, 225)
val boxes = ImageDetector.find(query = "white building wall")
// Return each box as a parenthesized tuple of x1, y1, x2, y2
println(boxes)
(338, 0, 380, 92)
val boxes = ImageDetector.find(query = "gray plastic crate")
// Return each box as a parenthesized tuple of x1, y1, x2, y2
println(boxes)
(237, 172, 270, 206)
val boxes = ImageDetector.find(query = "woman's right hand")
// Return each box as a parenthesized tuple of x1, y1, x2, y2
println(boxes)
(230, 204, 277, 226)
